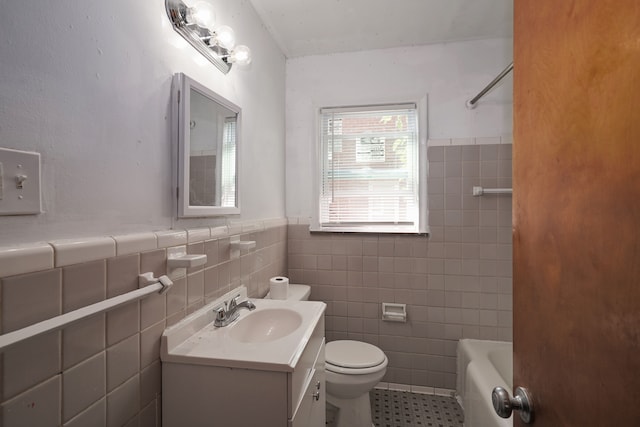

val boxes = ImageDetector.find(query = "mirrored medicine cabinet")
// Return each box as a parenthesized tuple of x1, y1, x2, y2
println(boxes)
(173, 73, 240, 217)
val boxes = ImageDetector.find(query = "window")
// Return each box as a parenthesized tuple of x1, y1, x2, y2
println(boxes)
(312, 103, 428, 234)
(220, 118, 237, 207)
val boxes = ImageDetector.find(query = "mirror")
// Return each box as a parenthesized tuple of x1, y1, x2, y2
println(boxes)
(174, 73, 240, 217)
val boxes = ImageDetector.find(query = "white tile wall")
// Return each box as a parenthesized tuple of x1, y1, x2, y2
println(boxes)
(112, 233, 157, 256)
(154, 230, 188, 249)
(50, 237, 116, 267)
(288, 142, 512, 390)
(62, 352, 105, 422)
(0, 243, 54, 278)
(3, 331, 61, 399)
(187, 228, 211, 243)
(106, 335, 139, 392)
(0, 220, 288, 427)
(1, 375, 61, 427)
(63, 398, 105, 427)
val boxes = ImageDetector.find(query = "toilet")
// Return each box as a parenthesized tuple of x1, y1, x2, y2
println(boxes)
(266, 283, 388, 427)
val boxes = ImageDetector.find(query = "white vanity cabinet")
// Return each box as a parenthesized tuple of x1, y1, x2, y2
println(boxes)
(161, 288, 326, 427)
(291, 331, 325, 427)
(291, 362, 325, 427)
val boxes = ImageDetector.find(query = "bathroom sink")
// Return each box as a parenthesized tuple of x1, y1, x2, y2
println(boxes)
(161, 286, 326, 371)
(229, 308, 302, 343)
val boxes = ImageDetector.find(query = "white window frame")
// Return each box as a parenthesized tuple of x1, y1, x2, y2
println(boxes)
(311, 97, 429, 234)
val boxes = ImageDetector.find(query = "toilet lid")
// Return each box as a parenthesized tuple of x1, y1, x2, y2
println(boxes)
(325, 340, 386, 369)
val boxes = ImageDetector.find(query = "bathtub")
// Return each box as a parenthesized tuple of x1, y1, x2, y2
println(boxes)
(457, 339, 513, 427)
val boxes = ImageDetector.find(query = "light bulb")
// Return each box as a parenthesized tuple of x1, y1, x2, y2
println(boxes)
(230, 45, 252, 66)
(215, 25, 236, 50)
(190, 1, 216, 29)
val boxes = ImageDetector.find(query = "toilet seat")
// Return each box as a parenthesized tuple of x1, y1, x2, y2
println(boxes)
(326, 340, 388, 375)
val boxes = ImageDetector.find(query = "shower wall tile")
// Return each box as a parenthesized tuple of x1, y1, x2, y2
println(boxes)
(461, 145, 480, 161)
(288, 142, 512, 390)
(0, 222, 288, 427)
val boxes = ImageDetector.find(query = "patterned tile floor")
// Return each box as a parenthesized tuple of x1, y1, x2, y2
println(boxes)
(369, 389, 465, 427)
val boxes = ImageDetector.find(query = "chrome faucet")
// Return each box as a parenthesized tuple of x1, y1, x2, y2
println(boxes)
(213, 294, 256, 327)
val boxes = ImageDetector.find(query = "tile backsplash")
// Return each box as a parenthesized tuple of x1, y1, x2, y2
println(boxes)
(0, 220, 287, 427)
(287, 142, 513, 390)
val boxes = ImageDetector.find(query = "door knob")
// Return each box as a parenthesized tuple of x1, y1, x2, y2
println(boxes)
(492, 386, 534, 424)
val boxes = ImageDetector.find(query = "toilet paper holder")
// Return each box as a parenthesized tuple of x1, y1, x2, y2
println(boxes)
(381, 303, 407, 322)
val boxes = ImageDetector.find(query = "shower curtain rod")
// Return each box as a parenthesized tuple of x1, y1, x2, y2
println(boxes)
(466, 62, 513, 109)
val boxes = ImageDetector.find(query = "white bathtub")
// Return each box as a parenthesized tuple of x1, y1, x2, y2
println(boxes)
(457, 339, 513, 427)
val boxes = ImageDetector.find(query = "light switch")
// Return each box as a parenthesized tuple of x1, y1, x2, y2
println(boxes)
(0, 147, 42, 215)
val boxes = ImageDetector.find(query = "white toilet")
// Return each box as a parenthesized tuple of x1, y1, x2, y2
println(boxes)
(266, 283, 388, 427)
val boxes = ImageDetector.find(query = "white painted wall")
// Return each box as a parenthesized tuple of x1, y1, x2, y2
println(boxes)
(285, 38, 513, 218)
(0, 0, 286, 246)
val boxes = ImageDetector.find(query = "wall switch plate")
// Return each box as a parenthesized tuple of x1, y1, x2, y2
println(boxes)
(0, 148, 42, 215)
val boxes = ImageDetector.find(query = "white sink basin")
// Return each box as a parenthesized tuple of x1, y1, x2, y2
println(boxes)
(161, 286, 326, 371)
(229, 308, 302, 343)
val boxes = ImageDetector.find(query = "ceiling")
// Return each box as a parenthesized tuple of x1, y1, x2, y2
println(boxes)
(249, 0, 513, 58)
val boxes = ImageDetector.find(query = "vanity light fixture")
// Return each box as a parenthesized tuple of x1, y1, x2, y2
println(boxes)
(165, 0, 252, 74)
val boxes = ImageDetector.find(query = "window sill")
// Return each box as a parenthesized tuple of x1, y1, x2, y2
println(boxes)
(310, 224, 428, 235)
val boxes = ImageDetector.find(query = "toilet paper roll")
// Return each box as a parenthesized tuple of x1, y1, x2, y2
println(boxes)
(269, 276, 289, 300)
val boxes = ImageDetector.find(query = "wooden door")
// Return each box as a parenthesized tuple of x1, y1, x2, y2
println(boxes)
(513, 1, 640, 425)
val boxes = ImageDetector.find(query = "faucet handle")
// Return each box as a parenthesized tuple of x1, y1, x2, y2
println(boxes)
(213, 305, 226, 324)
(228, 294, 241, 310)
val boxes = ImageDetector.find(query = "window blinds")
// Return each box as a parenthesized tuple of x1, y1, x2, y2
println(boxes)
(318, 104, 420, 233)
(220, 118, 237, 208)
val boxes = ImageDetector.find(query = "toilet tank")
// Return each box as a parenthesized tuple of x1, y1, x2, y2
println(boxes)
(265, 284, 311, 301)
